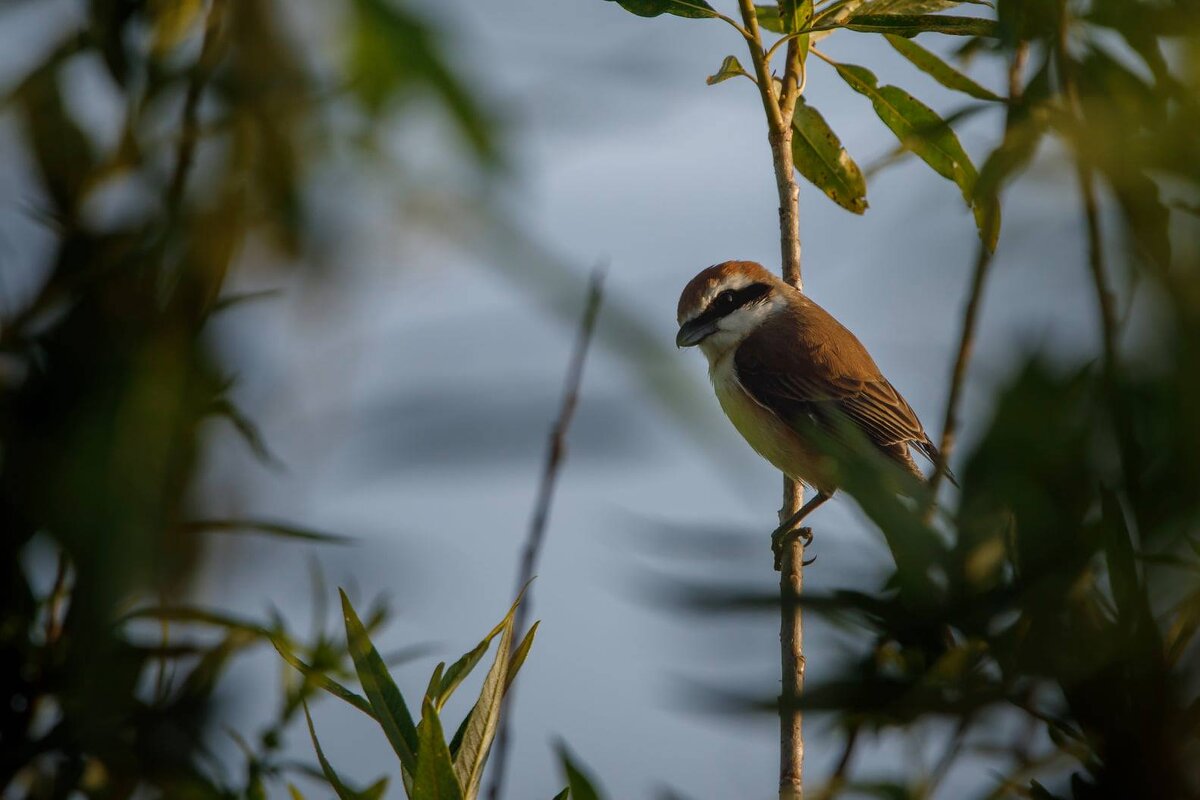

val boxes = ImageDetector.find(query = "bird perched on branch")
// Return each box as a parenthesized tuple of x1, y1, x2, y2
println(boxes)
(675, 261, 943, 557)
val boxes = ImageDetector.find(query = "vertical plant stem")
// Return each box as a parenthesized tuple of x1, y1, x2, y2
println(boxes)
(166, 0, 227, 218)
(486, 269, 605, 800)
(927, 42, 1028, 506)
(735, 3, 806, 796)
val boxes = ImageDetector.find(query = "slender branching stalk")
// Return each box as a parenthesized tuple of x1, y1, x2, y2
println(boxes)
(486, 269, 606, 800)
(927, 42, 1029, 507)
(732, 3, 807, 796)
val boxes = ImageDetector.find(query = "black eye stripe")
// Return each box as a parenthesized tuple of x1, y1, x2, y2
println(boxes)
(692, 283, 771, 326)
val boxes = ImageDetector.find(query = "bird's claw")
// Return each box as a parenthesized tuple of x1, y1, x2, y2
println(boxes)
(771, 526, 815, 571)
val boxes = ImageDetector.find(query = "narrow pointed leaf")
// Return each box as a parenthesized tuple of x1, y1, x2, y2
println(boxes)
(303, 703, 360, 800)
(884, 35, 1002, 101)
(437, 611, 515, 712)
(552, 791, 570, 800)
(413, 698, 464, 800)
(425, 662, 446, 707)
(867, 0, 991, 11)
(832, 61, 993, 245)
(605, 0, 716, 18)
(706, 55, 751, 86)
(341, 589, 419, 772)
(791, 98, 868, 214)
(555, 742, 606, 800)
(451, 607, 516, 797)
(288, 785, 307, 800)
(181, 518, 351, 544)
(504, 620, 540, 691)
(272, 638, 377, 718)
(361, 780, 389, 800)
(779, 0, 814, 33)
(844, 14, 998, 37)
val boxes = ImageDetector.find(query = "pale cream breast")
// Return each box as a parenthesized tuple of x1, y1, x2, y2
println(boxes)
(709, 354, 835, 494)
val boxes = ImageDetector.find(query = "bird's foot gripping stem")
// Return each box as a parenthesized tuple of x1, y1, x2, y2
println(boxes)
(772, 526, 813, 571)
(769, 491, 831, 571)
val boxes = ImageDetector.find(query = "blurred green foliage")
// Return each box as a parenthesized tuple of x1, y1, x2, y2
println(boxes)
(0, 0, 493, 796)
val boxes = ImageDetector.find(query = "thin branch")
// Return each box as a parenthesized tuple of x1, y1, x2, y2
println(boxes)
(814, 726, 860, 800)
(43, 551, 70, 645)
(778, 36, 805, 128)
(485, 268, 606, 800)
(732, 5, 808, 798)
(926, 41, 1028, 505)
(166, 0, 227, 218)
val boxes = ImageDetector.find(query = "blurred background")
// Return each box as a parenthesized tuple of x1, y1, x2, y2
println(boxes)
(2, 0, 1197, 798)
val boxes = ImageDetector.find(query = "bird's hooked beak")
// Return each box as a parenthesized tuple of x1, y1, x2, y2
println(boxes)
(676, 317, 717, 348)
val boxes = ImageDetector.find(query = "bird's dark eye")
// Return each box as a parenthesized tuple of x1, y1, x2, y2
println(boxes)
(718, 290, 735, 307)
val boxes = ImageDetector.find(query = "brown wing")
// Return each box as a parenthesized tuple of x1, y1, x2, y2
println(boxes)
(733, 299, 938, 470)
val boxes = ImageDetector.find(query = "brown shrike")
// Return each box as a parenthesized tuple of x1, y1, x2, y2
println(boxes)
(676, 261, 942, 551)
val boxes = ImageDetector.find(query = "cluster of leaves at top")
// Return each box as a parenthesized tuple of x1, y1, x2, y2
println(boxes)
(607, 0, 1005, 248)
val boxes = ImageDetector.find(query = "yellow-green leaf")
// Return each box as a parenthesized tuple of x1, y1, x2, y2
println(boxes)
(885, 34, 1002, 101)
(303, 703, 361, 800)
(605, 0, 716, 18)
(150, 0, 204, 54)
(791, 99, 868, 214)
(706, 55, 751, 86)
(844, 13, 998, 36)
(555, 742, 607, 800)
(832, 61, 995, 246)
(341, 589, 419, 772)
(413, 698, 464, 800)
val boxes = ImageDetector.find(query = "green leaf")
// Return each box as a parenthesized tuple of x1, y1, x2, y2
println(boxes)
(124, 605, 276, 638)
(706, 55, 751, 86)
(450, 599, 519, 798)
(437, 621, 506, 712)
(361, 780, 389, 800)
(341, 589, 420, 773)
(884, 35, 1002, 101)
(865, 0, 991, 12)
(208, 397, 280, 467)
(832, 61, 993, 246)
(413, 698, 464, 800)
(844, 14, 998, 36)
(149, 0, 204, 54)
(755, 5, 785, 32)
(780, 0, 814, 33)
(425, 661, 446, 707)
(271, 638, 377, 719)
(504, 621, 539, 691)
(288, 785, 307, 800)
(555, 742, 606, 800)
(552, 790, 571, 800)
(303, 703, 360, 800)
(348, 0, 495, 162)
(181, 518, 351, 544)
(604, 0, 716, 18)
(791, 98, 868, 214)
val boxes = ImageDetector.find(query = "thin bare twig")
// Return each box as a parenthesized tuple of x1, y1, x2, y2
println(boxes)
(486, 268, 606, 800)
(814, 726, 860, 800)
(926, 42, 1028, 506)
(166, 0, 227, 217)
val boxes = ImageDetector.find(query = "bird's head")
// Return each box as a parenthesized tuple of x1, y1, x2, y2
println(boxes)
(676, 261, 785, 359)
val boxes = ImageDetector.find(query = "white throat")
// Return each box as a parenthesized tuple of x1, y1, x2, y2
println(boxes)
(697, 292, 787, 365)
